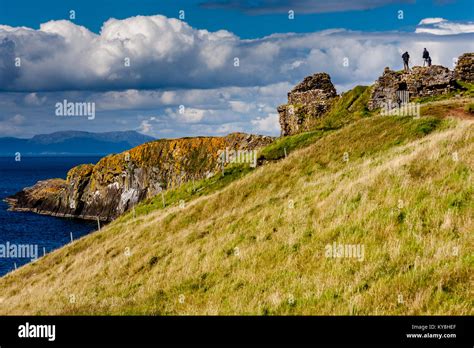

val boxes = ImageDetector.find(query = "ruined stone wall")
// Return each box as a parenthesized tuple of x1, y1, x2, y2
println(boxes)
(369, 53, 474, 111)
(278, 73, 337, 136)
(368, 65, 457, 111)
(455, 53, 474, 82)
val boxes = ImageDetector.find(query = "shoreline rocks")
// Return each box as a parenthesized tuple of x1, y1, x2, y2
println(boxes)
(6, 133, 274, 222)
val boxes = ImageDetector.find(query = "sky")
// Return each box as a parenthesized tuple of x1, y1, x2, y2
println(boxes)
(0, 0, 473, 138)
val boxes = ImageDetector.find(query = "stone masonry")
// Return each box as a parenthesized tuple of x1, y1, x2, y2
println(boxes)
(278, 73, 337, 136)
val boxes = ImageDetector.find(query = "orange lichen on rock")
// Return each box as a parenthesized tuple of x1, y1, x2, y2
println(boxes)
(7, 133, 274, 221)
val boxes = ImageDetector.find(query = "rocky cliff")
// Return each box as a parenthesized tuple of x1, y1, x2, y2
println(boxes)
(6, 133, 273, 221)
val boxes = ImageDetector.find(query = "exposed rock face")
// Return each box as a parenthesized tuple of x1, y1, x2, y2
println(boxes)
(6, 133, 274, 221)
(368, 65, 457, 110)
(278, 73, 337, 136)
(455, 53, 474, 82)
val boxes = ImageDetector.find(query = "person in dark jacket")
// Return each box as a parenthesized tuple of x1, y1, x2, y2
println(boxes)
(402, 51, 410, 72)
(423, 48, 430, 67)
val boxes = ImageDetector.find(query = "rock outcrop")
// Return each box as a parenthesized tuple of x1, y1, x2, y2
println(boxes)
(368, 65, 457, 110)
(369, 53, 474, 111)
(6, 133, 274, 221)
(278, 73, 337, 136)
(455, 53, 474, 82)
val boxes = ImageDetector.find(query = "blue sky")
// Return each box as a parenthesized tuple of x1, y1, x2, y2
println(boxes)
(0, 0, 473, 138)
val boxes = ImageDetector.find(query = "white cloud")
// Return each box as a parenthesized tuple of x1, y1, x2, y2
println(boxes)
(11, 114, 25, 124)
(139, 120, 153, 134)
(2, 16, 473, 94)
(0, 114, 26, 136)
(0, 15, 239, 92)
(24, 93, 47, 106)
(251, 113, 280, 134)
(416, 18, 474, 35)
(1, 15, 474, 138)
(229, 100, 253, 113)
(418, 18, 445, 25)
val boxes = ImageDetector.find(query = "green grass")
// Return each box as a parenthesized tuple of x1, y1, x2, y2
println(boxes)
(118, 164, 254, 222)
(258, 130, 327, 161)
(0, 86, 472, 316)
(1, 113, 472, 315)
(258, 85, 374, 162)
(316, 85, 373, 130)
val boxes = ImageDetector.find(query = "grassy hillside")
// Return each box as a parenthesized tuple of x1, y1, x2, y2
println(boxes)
(1, 106, 472, 315)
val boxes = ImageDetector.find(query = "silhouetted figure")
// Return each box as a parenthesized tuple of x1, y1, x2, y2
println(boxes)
(402, 51, 410, 72)
(423, 48, 430, 67)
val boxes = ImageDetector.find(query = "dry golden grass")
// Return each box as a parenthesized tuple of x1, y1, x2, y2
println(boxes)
(0, 115, 472, 315)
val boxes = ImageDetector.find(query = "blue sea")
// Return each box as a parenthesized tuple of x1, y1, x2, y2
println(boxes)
(0, 157, 101, 276)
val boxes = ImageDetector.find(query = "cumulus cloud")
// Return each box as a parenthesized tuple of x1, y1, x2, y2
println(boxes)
(24, 93, 47, 106)
(0, 16, 239, 92)
(0, 114, 26, 136)
(251, 113, 280, 134)
(416, 18, 474, 35)
(1, 15, 474, 94)
(1, 15, 474, 138)
(139, 119, 153, 134)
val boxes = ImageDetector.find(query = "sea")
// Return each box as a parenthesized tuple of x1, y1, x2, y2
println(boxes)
(0, 156, 101, 276)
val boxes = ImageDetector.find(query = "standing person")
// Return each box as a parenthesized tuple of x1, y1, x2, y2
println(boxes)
(423, 48, 430, 67)
(402, 51, 410, 72)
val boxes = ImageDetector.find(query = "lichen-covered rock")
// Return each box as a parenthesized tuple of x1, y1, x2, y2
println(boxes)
(368, 65, 457, 110)
(6, 133, 274, 221)
(278, 73, 337, 136)
(455, 53, 474, 82)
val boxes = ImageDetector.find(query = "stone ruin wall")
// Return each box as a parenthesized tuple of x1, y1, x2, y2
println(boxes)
(278, 73, 337, 136)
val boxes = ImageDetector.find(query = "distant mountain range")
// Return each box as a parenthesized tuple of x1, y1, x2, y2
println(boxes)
(0, 131, 155, 156)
